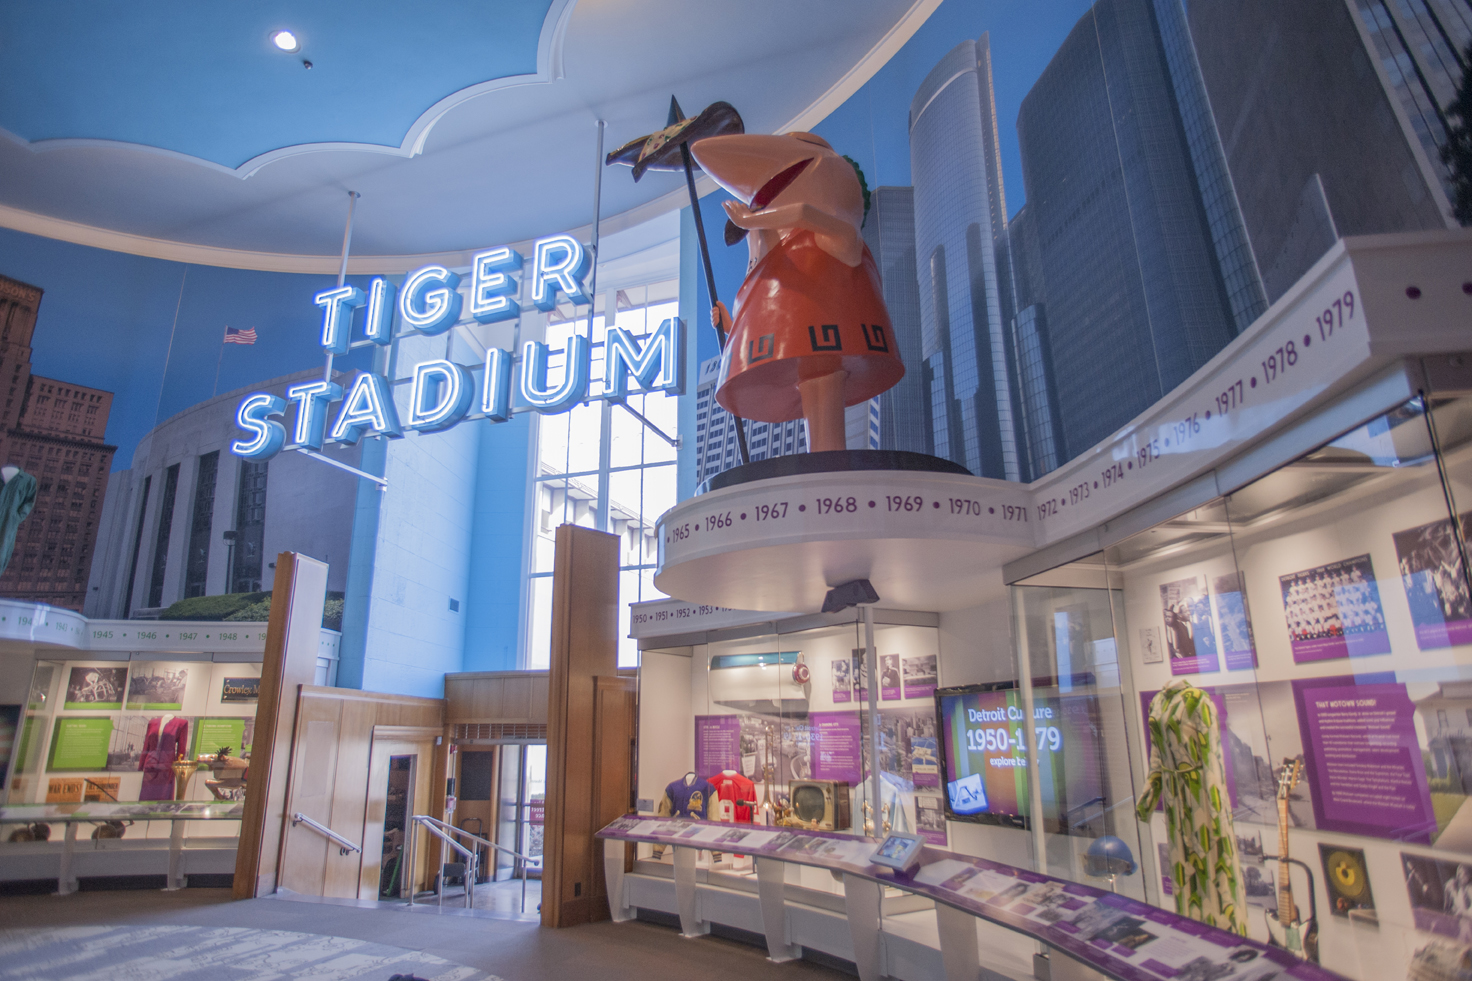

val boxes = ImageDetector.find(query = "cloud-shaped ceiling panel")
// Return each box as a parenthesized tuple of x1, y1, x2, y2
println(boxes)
(0, 0, 559, 172)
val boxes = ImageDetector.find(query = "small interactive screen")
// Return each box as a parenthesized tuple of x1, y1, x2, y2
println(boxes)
(936, 682, 1102, 827)
(870, 832, 924, 870)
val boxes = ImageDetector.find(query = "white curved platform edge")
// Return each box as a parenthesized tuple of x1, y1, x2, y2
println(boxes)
(654, 469, 1035, 612)
(0, 597, 340, 663)
(654, 233, 1472, 613)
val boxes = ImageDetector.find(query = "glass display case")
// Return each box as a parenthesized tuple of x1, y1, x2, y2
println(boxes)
(1004, 390, 1472, 981)
(637, 614, 944, 912)
(3, 658, 262, 843)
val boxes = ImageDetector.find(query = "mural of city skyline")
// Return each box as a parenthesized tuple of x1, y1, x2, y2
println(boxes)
(2, 0, 1467, 619)
(705, 0, 1462, 481)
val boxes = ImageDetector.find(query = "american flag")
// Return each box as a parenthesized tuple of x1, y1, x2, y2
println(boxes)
(223, 326, 257, 345)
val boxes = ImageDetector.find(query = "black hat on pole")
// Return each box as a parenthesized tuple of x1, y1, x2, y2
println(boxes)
(605, 99, 745, 181)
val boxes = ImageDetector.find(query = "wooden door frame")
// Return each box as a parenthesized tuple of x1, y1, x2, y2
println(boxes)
(359, 725, 441, 900)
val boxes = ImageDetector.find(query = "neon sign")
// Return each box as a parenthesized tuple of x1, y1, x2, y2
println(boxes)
(230, 234, 685, 461)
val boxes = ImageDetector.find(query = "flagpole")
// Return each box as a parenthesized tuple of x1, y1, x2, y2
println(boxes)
(670, 97, 750, 466)
(212, 331, 227, 399)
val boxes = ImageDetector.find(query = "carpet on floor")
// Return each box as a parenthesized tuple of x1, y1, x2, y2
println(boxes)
(0, 925, 502, 981)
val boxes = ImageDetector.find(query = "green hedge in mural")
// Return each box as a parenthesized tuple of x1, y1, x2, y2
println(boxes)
(159, 592, 270, 622)
(159, 591, 344, 630)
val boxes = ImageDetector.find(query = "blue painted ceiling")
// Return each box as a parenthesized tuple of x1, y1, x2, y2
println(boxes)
(0, 0, 926, 260)
(0, 1, 552, 169)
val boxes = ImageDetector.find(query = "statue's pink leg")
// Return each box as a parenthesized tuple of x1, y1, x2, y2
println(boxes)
(798, 370, 849, 453)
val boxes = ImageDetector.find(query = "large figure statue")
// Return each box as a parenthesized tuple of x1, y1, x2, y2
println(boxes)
(0, 465, 36, 576)
(691, 132, 903, 452)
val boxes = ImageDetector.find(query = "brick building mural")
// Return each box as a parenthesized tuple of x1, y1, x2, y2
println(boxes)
(0, 274, 115, 611)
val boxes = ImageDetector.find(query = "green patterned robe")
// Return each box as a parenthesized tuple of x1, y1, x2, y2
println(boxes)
(1135, 679, 1246, 935)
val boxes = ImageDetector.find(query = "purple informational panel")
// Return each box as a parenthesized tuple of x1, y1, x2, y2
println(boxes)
(694, 715, 741, 777)
(880, 654, 901, 700)
(831, 657, 852, 703)
(1278, 555, 1391, 663)
(902, 654, 937, 700)
(810, 711, 863, 785)
(1401, 851, 1472, 939)
(850, 651, 869, 701)
(1212, 572, 1258, 671)
(1392, 512, 1472, 651)
(597, 816, 1349, 981)
(1292, 676, 1436, 843)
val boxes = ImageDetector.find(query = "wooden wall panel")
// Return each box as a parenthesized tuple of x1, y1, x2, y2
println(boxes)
(542, 525, 620, 928)
(264, 685, 445, 899)
(234, 552, 329, 899)
(323, 696, 376, 898)
(591, 675, 637, 902)
(445, 671, 550, 724)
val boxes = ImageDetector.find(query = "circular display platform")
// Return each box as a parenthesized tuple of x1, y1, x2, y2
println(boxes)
(697, 449, 971, 493)
(655, 465, 1038, 613)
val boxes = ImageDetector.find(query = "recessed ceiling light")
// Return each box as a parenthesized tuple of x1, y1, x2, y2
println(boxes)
(271, 30, 300, 53)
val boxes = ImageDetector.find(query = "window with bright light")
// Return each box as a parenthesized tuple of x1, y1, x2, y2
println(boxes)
(525, 282, 680, 669)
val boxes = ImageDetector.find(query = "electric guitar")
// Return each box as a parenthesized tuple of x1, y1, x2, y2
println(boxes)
(1265, 758, 1318, 963)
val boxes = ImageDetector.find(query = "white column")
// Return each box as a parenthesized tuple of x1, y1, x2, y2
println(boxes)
(673, 845, 708, 937)
(755, 856, 801, 962)
(165, 818, 187, 890)
(603, 838, 634, 922)
(56, 821, 78, 895)
(935, 902, 981, 981)
(843, 872, 885, 981)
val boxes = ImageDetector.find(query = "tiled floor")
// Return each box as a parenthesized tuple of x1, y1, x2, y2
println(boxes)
(0, 887, 853, 981)
(0, 923, 498, 981)
(410, 876, 540, 919)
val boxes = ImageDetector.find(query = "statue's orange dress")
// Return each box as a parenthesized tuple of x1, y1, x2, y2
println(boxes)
(715, 229, 904, 423)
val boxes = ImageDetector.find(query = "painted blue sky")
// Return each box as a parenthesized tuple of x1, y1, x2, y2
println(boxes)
(0, 227, 372, 471)
(693, 0, 1099, 366)
(2, 0, 1102, 469)
(813, 0, 1097, 216)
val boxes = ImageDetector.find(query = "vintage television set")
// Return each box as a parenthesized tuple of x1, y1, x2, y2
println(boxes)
(784, 779, 851, 831)
(935, 677, 1104, 832)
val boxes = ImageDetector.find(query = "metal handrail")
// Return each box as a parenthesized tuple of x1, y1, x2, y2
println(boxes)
(291, 812, 361, 856)
(407, 815, 479, 910)
(407, 814, 536, 913)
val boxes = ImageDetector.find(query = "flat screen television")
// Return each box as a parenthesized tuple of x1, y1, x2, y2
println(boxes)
(935, 678, 1104, 831)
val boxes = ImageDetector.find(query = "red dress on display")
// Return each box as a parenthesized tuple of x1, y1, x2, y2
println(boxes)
(715, 230, 904, 424)
(139, 716, 189, 801)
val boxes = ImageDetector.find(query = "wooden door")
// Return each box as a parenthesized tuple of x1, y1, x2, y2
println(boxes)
(359, 725, 440, 900)
(276, 692, 372, 897)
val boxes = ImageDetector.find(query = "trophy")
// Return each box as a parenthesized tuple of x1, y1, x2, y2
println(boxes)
(171, 754, 199, 801)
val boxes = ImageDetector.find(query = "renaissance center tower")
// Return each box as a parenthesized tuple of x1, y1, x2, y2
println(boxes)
(909, 34, 1020, 481)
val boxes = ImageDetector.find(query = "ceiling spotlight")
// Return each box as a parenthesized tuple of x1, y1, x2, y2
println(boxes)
(271, 30, 300, 52)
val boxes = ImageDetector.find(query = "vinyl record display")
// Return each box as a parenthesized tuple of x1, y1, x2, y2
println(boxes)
(1326, 850, 1367, 899)
(1319, 843, 1375, 917)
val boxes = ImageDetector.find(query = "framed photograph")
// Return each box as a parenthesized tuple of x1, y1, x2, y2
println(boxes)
(1159, 576, 1219, 674)
(902, 654, 937, 699)
(1393, 512, 1472, 651)
(64, 666, 127, 710)
(1139, 626, 1163, 664)
(1278, 555, 1389, 662)
(126, 663, 190, 710)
